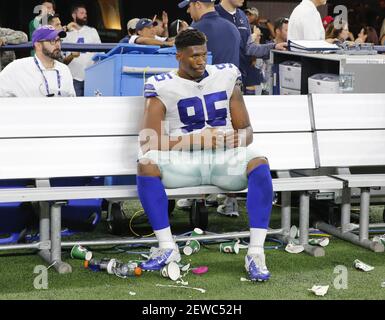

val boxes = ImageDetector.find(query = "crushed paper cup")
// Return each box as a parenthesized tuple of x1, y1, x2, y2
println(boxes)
(308, 285, 329, 296)
(354, 259, 374, 272)
(381, 281, 385, 288)
(285, 242, 304, 254)
(344, 223, 359, 233)
(240, 277, 251, 282)
(180, 263, 191, 272)
(129, 291, 136, 296)
(289, 225, 299, 239)
(373, 235, 385, 245)
(176, 279, 189, 286)
(156, 284, 206, 293)
(309, 237, 330, 247)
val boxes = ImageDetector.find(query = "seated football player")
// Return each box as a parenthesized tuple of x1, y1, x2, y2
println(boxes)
(136, 29, 273, 281)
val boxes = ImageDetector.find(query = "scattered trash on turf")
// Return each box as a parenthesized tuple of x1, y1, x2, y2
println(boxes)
(160, 261, 180, 281)
(308, 237, 330, 247)
(372, 235, 385, 246)
(70, 244, 92, 261)
(156, 284, 206, 293)
(354, 259, 374, 272)
(285, 242, 304, 254)
(219, 240, 240, 254)
(47, 261, 57, 270)
(180, 263, 190, 272)
(129, 291, 136, 296)
(308, 285, 329, 296)
(344, 223, 359, 233)
(83, 258, 142, 278)
(183, 228, 204, 256)
(192, 266, 208, 275)
(289, 225, 299, 239)
(240, 277, 251, 282)
(176, 279, 189, 286)
(381, 281, 385, 288)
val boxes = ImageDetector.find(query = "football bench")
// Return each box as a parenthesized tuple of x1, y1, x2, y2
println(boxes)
(0, 95, 346, 273)
(310, 93, 385, 252)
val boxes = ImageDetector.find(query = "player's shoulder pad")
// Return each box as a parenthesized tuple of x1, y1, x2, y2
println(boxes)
(211, 63, 241, 77)
(143, 72, 175, 98)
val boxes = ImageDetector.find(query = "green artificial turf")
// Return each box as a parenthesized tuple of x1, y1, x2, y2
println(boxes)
(0, 200, 385, 300)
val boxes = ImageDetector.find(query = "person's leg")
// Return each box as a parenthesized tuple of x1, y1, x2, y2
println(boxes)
(73, 80, 84, 97)
(211, 147, 273, 281)
(137, 160, 180, 270)
(137, 150, 203, 270)
(245, 157, 273, 281)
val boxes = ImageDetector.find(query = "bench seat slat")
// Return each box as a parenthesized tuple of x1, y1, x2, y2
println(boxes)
(334, 174, 385, 188)
(0, 177, 343, 203)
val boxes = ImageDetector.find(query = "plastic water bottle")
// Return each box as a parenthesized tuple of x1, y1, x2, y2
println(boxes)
(114, 262, 142, 278)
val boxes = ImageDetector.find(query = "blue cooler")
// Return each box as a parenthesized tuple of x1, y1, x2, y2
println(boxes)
(85, 44, 212, 97)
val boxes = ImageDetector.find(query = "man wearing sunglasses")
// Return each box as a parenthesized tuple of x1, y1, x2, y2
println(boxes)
(0, 25, 75, 97)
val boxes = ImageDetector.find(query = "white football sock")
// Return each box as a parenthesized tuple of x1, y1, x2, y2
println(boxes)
(155, 227, 176, 250)
(248, 228, 267, 255)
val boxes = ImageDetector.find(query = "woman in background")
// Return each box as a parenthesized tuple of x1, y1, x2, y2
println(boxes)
(379, 19, 385, 45)
(355, 26, 379, 44)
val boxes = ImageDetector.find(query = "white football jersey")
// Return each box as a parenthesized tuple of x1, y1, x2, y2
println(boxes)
(144, 63, 242, 136)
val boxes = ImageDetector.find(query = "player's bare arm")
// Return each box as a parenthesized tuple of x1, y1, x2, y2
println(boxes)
(227, 85, 254, 148)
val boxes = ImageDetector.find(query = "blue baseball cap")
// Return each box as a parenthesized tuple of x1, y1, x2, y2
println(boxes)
(178, 0, 216, 8)
(136, 18, 154, 31)
(32, 25, 66, 45)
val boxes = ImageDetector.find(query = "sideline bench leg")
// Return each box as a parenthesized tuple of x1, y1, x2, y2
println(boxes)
(315, 221, 384, 252)
(281, 192, 291, 241)
(38, 202, 51, 264)
(359, 188, 370, 241)
(341, 188, 351, 233)
(50, 202, 72, 274)
(299, 192, 325, 257)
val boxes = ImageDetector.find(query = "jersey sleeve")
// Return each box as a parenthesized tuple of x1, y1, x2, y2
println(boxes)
(232, 64, 243, 87)
(143, 76, 159, 98)
(224, 64, 242, 88)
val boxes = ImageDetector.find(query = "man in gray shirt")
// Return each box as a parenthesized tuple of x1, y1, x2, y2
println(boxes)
(0, 27, 28, 71)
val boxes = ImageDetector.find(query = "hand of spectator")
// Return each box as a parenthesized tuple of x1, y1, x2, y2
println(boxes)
(162, 11, 169, 26)
(180, 21, 189, 31)
(0, 38, 5, 46)
(355, 36, 366, 44)
(70, 52, 80, 58)
(274, 42, 287, 51)
(251, 26, 262, 43)
(348, 31, 355, 42)
(66, 22, 80, 32)
(326, 38, 338, 44)
(164, 39, 175, 47)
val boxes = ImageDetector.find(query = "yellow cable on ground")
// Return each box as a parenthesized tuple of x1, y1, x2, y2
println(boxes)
(129, 209, 154, 238)
(142, 66, 150, 95)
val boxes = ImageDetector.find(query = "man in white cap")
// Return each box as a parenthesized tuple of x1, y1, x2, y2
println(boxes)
(128, 18, 174, 46)
(119, 18, 140, 43)
(0, 25, 75, 97)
